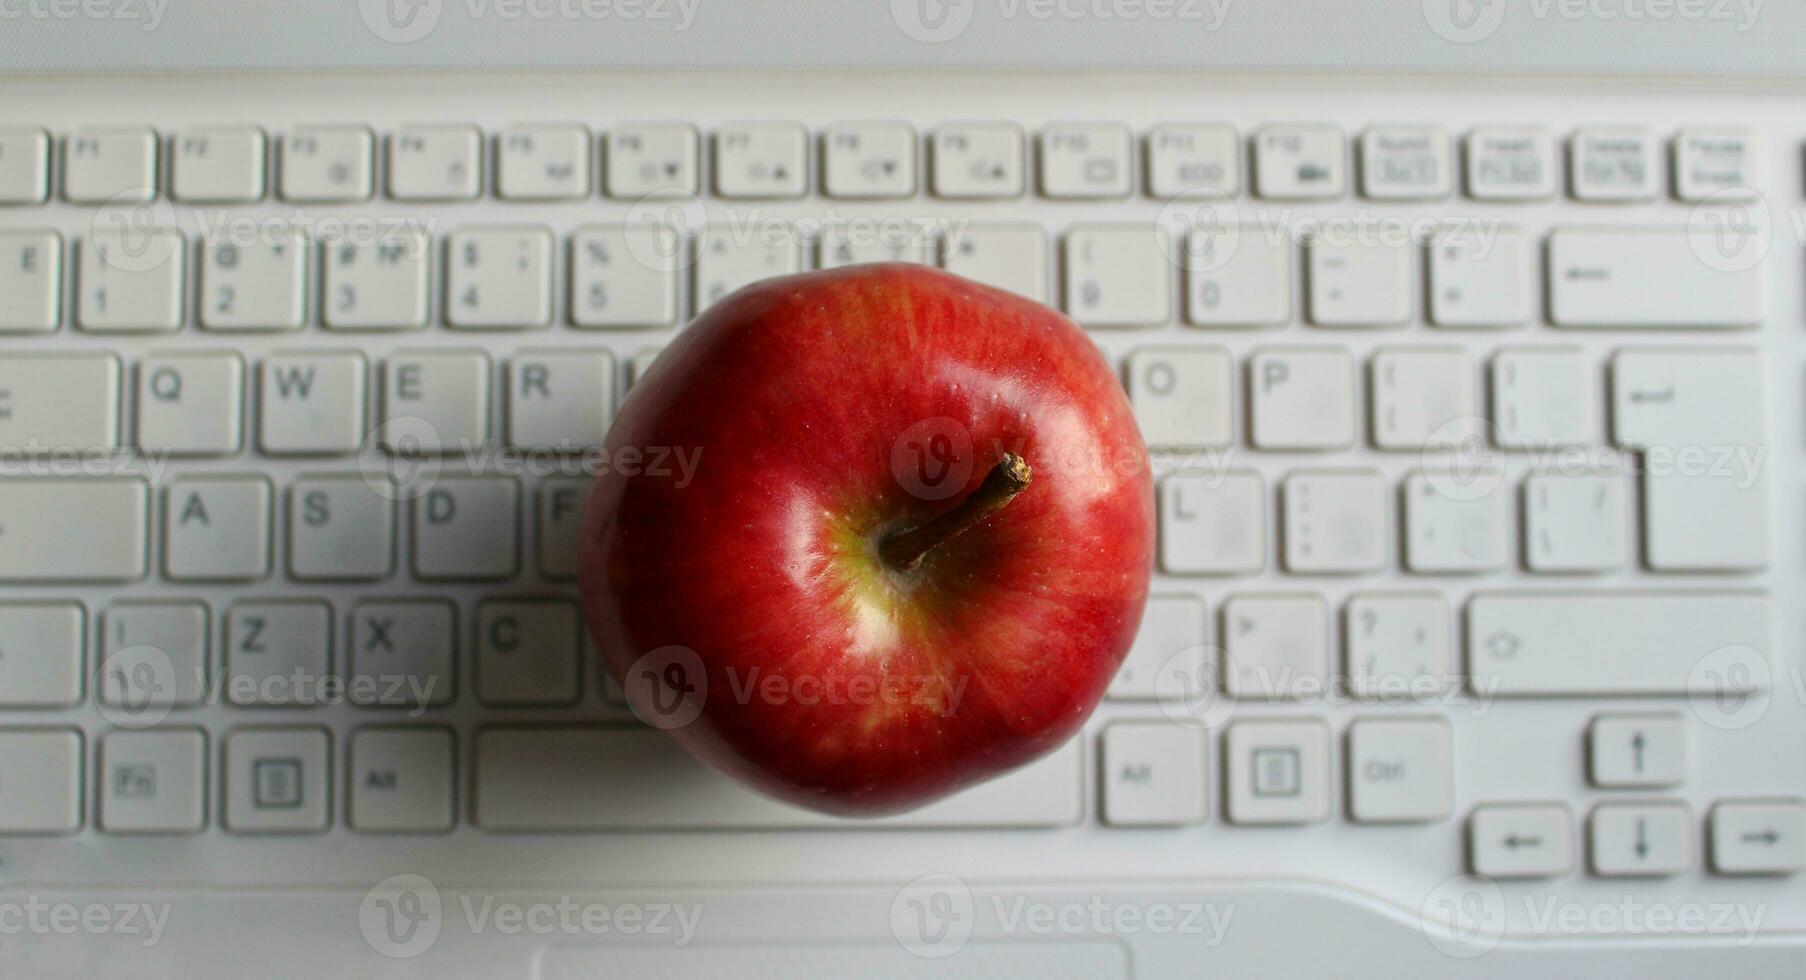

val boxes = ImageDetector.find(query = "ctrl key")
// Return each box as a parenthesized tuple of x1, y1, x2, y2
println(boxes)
(1711, 801, 1805, 876)
(1469, 803, 1573, 878)
(0, 728, 83, 834)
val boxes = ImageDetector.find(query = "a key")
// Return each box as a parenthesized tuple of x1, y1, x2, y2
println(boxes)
(64, 127, 157, 203)
(1307, 236, 1410, 327)
(1039, 123, 1132, 199)
(605, 122, 699, 198)
(172, 126, 266, 203)
(714, 122, 808, 199)
(1282, 470, 1386, 574)
(1590, 802, 1691, 876)
(1549, 229, 1764, 329)
(818, 222, 934, 268)
(0, 128, 49, 204)
(538, 477, 593, 580)
(498, 123, 591, 200)
(413, 477, 520, 580)
(78, 229, 185, 332)
(322, 228, 430, 330)
(1673, 128, 1757, 201)
(1427, 225, 1531, 328)
(1253, 124, 1345, 200)
(99, 601, 209, 709)
(695, 224, 800, 310)
(199, 231, 307, 331)
(1185, 225, 1291, 328)
(388, 124, 481, 201)
(1225, 720, 1331, 825)
(1588, 714, 1685, 788)
(508, 349, 613, 451)
(280, 125, 373, 202)
(100, 729, 206, 834)
(1359, 126, 1451, 200)
(1347, 718, 1452, 823)
(1524, 473, 1627, 573)
(164, 476, 272, 581)
(0, 478, 147, 582)
(477, 599, 580, 705)
(1063, 224, 1169, 328)
(287, 476, 396, 581)
(0, 729, 83, 834)
(569, 225, 681, 328)
(930, 122, 1025, 199)
(1126, 347, 1234, 450)
(1102, 723, 1208, 826)
(1403, 471, 1508, 573)
(0, 352, 120, 453)
(1145, 124, 1239, 197)
(1108, 593, 1205, 701)
(137, 351, 244, 455)
(1470, 804, 1573, 877)
(1370, 347, 1475, 449)
(1223, 594, 1328, 701)
(822, 122, 917, 199)
(381, 350, 492, 454)
(1491, 347, 1594, 448)
(348, 600, 455, 708)
(349, 727, 456, 833)
(224, 727, 330, 833)
(226, 601, 332, 706)
(1159, 471, 1265, 575)
(1465, 128, 1557, 201)
(941, 223, 1046, 302)
(1569, 129, 1660, 202)
(446, 226, 554, 329)
(1343, 593, 1450, 698)
(259, 351, 368, 455)
(1248, 348, 1356, 450)
(1711, 801, 1805, 876)
(0, 229, 61, 331)
(0, 603, 83, 708)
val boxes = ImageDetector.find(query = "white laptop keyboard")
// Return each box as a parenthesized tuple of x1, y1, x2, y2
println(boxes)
(0, 72, 1801, 948)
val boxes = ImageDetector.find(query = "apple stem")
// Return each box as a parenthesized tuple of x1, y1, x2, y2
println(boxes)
(880, 452, 1034, 573)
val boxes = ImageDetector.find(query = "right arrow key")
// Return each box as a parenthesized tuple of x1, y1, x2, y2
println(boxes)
(1711, 800, 1806, 876)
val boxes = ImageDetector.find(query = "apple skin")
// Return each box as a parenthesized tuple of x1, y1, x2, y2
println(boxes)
(580, 264, 1153, 817)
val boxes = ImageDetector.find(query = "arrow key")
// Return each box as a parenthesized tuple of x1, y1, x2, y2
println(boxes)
(1711, 800, 1805, 876)
(1589, 802, 1691, 877)
(1470, 803, 1573, 878)
(1588, 713, 1685, 788)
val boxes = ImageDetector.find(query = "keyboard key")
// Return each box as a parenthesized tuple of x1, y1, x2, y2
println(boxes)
(1427, 225, 1531, 328)
(1370, 347, 1475, 449)
(1249, 347, 1356, 450)
(1470, 803, 1573, 878)
(569, 225, 681, 328)
(0, 603, 83, 708)
(1467, 592, 1769, 696)
(1159, 471, 1265, 575)
(446, 226, 554, 329)
(78, 229, 185, 332)
(413, 477, 520, 581)
(1184, 225, 1291, 327)
(199, 230, 307, 331)
(1524, 473, 1627, 573)
(819, 221, 934, 268)
(1225, 720, 1330, 825)
(1145, 124, 1239, 197)
(259, 351, 368, 455)
(498, 123, 591, 200)
(475, 727, 1081, 829)
(605, 122, 699, 198)
(1548, 228, 1764, 329)
(1281, 470, 1385, 574)
(1224, 594, 1328, 700)
(224, 727, 330, 833)
(477, 599, 580, 705)
(99, 601, 209, 709)
(822, 122, 917, 198)
(348, 601, 455, 708)
(1569, 129, 1660, 202)
(0, 128, 49, 203)
(508, 349, 613, 451)
(1103, 723, 1208, 826)
(1343, 593, 1449, 698)
(1039, 123, 1132, 199)
(64, 127, 157, 203)
(931, 122, 1024, 199)
(0, 729, 82, 834)
(280, 125, 373, 202)
(322, 227, 431, 330)
(1126, 347, 1234, 450)
(0, 352, 120, 452)
(1403, 471, 1507, 573)
(164, 475, 273, 581)
(0, 229, 61, 331)
(1465, 128, 1557, 200)
(173, 126, 266, 203)
(287, 476, 395, 581)
(1108, 593, 1205, 701)
(1588, 713, 1685, 788)
(388, 124, 481, 201)
(1711, 801, 1805, 876)
(715, 122, 808, 199)
(1253, 124, 1345, 200)
(136, 351, 245, 455)
(941, 223, 1046, 301)
(1491, 347, 1594, 448)
(696, 224, 801, 310)
(1674, 128, 1757, 201)
(1359, 126, 1451, 200)
(100, 729, 206, 834)
(1307, 237, 1410, 327)
(381, 350, 492, 454)
(0, 478, 147, 582)
(1347, 718, 1451, 823)
(225, 601, 332, 706)
(349, 727, 456, 833)
(538, 477, 592, 580)
(1590, 802, 1691, 876)
(1064, 224, 1169, 327)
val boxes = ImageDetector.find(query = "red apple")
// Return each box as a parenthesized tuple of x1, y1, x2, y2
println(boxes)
(579, 264, 1153, 816)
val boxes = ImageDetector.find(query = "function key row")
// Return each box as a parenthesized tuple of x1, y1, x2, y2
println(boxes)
(0, 122, 1756, 206)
